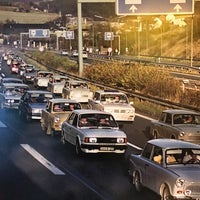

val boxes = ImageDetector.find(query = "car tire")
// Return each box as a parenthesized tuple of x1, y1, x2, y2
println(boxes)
(161, 185, 173, 200)
(41, 122, 46, 132)
(26, 114, 31, 122)
(75, 139, 83, 156)
(134, 171, 143, 192)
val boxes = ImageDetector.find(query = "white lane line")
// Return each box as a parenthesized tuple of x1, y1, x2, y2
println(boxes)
(21, 144, 65, 175)
(0, 121, 7, 128)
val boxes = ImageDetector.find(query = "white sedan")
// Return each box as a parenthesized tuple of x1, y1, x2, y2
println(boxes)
(61, 109, 127, 155)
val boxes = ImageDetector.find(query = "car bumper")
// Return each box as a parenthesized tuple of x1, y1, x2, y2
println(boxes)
(81, 144, 127, 154)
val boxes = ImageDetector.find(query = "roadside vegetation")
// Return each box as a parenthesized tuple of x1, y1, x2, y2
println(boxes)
(26, 50, 199, 118)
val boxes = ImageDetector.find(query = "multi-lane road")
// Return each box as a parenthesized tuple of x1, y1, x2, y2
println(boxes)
(0, 52, 159, 200)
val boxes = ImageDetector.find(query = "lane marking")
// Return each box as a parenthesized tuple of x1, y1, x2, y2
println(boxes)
(21, 144, 65, 175)
(0, 121, 7, 128)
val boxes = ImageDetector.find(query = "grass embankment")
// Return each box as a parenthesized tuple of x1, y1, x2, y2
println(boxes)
(0, 9, 59, 24)
(25, 50, 199, 118)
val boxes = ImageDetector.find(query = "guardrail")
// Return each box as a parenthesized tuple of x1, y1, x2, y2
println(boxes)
(24, 52, 200, 113)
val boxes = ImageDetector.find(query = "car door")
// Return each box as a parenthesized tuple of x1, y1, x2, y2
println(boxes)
(63, 113, 78, 145)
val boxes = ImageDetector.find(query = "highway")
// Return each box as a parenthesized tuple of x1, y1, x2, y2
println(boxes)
(0, 52, 160, 200)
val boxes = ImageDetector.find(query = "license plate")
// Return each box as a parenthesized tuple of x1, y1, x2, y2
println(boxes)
(100, 147, 114, 151)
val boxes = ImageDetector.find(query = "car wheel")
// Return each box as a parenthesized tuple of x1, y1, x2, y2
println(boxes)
(134, 171, 143, 192)
(75, 139, 83, 156)
(18, 110, 22, 117)
(60, 130, 66, 144)
(0, 102, 4, 109)
(26, 114, 31, 122)
(41, 122, 46, 132)
(161, 185, 173, 200)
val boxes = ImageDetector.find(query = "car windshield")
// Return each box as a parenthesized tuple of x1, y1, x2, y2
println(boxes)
(173, 114, 200, 125)
(78, 113, 118, 128)
(166, 148, 200, 165)
(53, 103, 81, 112)
(5, 87, 28, 95)
(100, 94, 128, 104)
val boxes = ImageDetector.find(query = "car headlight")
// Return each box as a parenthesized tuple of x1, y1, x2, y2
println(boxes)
(126, 109, 134, 113)
(89, 137, 97, 143)
(117, 138, 127, 143)
(7, 99, 14, 103)
(179, 131, 185, 137)
(84, 137, 97, 143)
(176, 177, 185, 187)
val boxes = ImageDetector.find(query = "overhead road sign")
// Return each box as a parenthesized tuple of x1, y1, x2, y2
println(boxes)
(65, 31, 75, 40)
(116, 0, 194, 15)
(104, 32, 114, 40)
(29, 29, 50, 38)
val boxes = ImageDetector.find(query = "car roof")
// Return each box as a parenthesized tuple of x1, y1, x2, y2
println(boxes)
(163, 109, 200, 115)
(38, 70, 53, 74)
(3, 83, 29, 87)
(49, 98, 79, 104)
(148, 139, 200, 149)
(72, 109, 111, 115)
(95, 90, 126, 95)
(2, 78, 22, 81)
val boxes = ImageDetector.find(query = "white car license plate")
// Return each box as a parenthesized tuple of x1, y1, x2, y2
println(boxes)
(100, 147, 114, 151)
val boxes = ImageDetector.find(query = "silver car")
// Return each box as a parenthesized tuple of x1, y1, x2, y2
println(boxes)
(0, 83, 29, 109)
(128, 139, 200, 200)
(150, 109, 200, 144)
(61, 109, 127, 155)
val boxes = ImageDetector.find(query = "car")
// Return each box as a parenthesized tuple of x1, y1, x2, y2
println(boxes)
(0, 77, 23, 86)
(61, 109, 127, 155)
(18, 64, 34, 79)
(88, 90, 135, 123)
(62, 80, 93, 104)
(40, 98, 82, 135)
(82, 51, 88, 59)
(71, 50, 78, 57)
(47, 75, 70, 95)
(61, 49, 69, 56)
(0, 83, 29, 109)
(33, 70, 54, 89)
(150, 109, 200, 144)
(18, 90, 54, 121)
(22, 67, 40, 84)
(128, 139, 200, 200)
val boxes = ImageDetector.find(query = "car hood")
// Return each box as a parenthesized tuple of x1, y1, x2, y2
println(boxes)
(5, 94, 22, 99)
(168, 165, 200, 181)
(80, 128, 127, 138)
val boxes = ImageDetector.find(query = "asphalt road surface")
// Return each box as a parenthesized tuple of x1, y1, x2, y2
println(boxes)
(0, 51, 159, 200)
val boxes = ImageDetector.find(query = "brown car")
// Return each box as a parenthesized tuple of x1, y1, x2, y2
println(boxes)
(40, 98, 81, 135)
